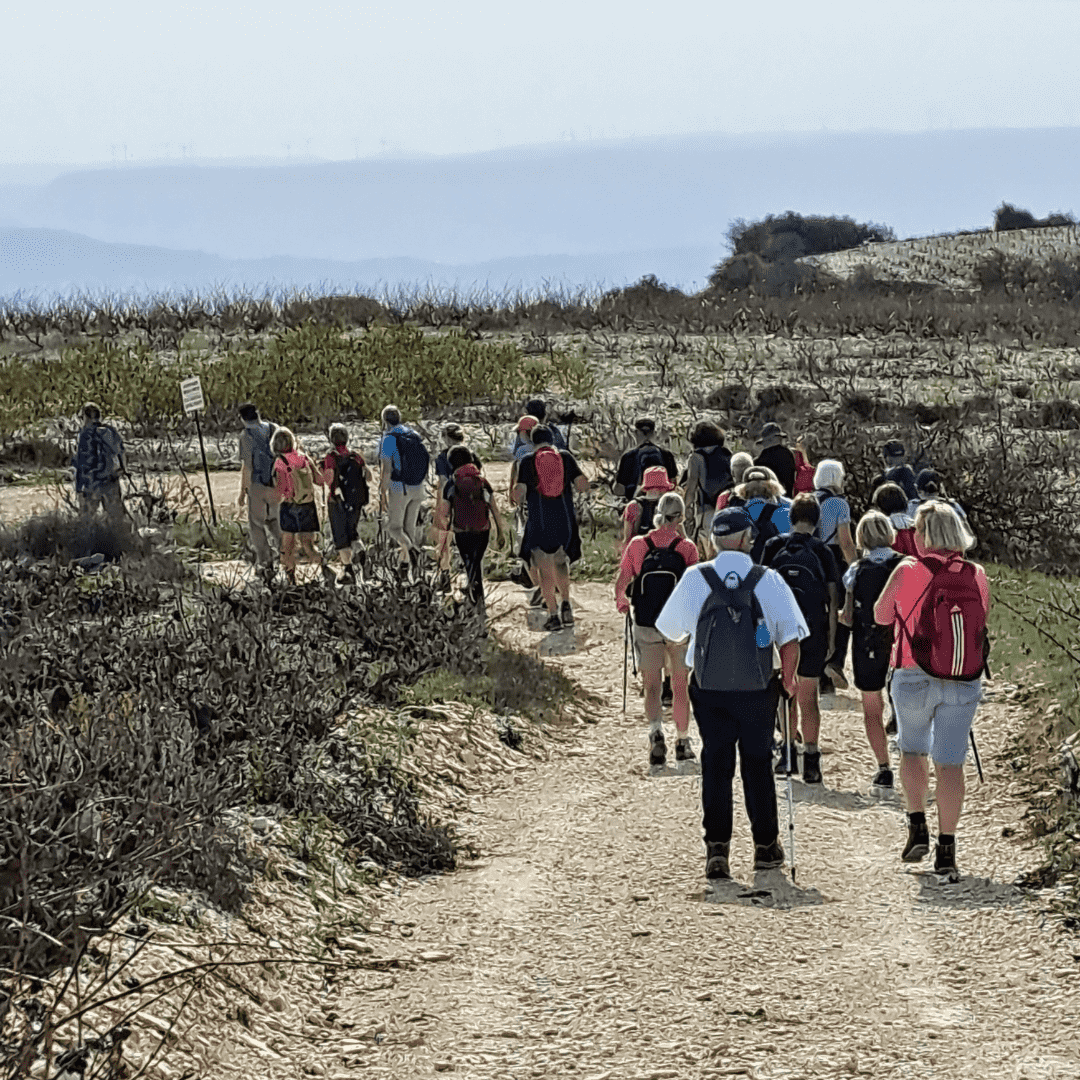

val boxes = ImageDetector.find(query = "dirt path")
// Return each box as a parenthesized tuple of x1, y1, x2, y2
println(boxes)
(309, 582, 1079, 1080)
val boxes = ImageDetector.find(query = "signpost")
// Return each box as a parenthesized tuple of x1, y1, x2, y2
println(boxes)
(180, 376, 217, 525)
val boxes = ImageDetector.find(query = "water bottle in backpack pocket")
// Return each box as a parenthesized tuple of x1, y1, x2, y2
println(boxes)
(693, 565, 774, 692)
(629, 536, 688, 628)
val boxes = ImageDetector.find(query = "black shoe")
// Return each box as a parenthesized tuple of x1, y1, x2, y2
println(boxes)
(529, 587, 544, 607)
(902, 818, 931, 863)
(802, 751, 823, 785)
(649, 729, 667, 766)
(675, 737, 695, 762)
(560, 600, 574, 627)
(871, 766, 894, 792)
(885, 716, 898, 736)
(511, 563, 534, 588)
(823, 663, 849, 691)
(774, 743, 799, 775)
(933, 840, 959, 880)
(542, 612, 562, 632)
(661, 675, 673, 708)
(754, 840, 785, 870)
(705, 841, 731, 880)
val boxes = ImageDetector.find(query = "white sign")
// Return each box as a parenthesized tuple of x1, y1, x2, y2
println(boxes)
(180, 376, 205, 416)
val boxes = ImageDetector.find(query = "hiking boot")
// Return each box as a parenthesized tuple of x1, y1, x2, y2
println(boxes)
(824, 663, 849, 691)
(560, 600, 574, 627)
(754, 840, 785, 870)
(705, 841, 731, 880)
(885, 716, 898, 736)
(871, 766, 894, 793)
(661, 675, 673, 708)
(675, 737, 695, 762)
(542, 611, 563, 632)
(341, 563, 358, 585)
(511, 563, 534, 589)
(901, 818, 931, 863)
(529, 587, 544, 607)
(774, 743, 799, 775)
(649, 729, 667, 766)
(802, 751, 823, 785)
(933, 839, 959, 880)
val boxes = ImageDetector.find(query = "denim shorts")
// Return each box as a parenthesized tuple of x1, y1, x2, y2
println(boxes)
(889, 666, 983, 766)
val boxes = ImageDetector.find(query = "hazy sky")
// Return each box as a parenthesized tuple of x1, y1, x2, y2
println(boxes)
(4, 0, 1080, 165)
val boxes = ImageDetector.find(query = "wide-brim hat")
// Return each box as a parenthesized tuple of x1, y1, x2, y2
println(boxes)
(640, 466, 674, 492)
(516, 415, 540, 433)
(756, 422, 787, 442)
(712, 506, 754, 536)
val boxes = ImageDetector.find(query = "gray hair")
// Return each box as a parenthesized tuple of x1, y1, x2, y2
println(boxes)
(814, 458, 845, 492)
(730, 452, 754, 484)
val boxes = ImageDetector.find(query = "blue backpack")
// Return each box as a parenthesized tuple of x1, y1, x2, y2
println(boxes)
(248, 422, 276, 487)
(391, 429, 430, 487)
(693, 565, 774, 692)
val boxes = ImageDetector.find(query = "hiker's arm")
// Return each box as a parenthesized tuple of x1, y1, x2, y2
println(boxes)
(778, 639, 800, 699)
(620, 509, 635, 550)
(379, 457, 392, 510)
(433, 496, 450, 532)
(873, 564, 907, 625)
(572, 473, 589, 495)
(839, 586, 854, 627)
(613, 551, 635, 613)
(836, 521, 857, 565)
(513, 481, 526, 507)
(827, 583, 839, 655)
(488, 492, 507, 543)
(238, 462, 250, 507)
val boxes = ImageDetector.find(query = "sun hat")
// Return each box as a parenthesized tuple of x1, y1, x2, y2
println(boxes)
(516, 415, 540, 434)
(756, 421, 787, 442)
(640, 466, 674, 493)
(712, 506, 754, 536)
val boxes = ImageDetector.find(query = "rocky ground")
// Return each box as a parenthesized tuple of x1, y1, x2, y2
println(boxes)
(84, 576, 1080, 1080)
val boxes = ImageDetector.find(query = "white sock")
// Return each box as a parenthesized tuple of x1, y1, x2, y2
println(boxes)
(648, 718, 663, 735)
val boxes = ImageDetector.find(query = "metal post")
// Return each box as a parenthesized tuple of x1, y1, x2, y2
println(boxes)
(193, 410, 217, 526)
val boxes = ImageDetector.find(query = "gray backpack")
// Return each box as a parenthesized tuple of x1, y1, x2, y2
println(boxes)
(693, 565, 774, 692)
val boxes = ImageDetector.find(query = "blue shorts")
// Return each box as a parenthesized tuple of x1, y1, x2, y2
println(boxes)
(889, 666, 982, 766)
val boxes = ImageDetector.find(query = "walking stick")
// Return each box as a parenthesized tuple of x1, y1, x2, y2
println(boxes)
(623, 611, 630, 714)
(970, 730, 984, 784)
(780, 683, 797, 884)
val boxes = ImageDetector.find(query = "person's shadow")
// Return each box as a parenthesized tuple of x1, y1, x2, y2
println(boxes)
(700, 868, 826, 910)
(912, 868, 1027, 909)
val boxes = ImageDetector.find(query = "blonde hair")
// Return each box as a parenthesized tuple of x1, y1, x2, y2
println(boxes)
(656, 492, 685, 522)
(855, 510, 896, 552)
(730, 452, 754, 484)
(736, 466, 784, 501)
(271, 427, 296, 455)
(814, 459, 845, 492)
(915, 501, 975, 553)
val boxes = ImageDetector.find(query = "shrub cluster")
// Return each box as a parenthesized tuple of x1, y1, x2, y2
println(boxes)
(993, 202, 1077, 232)
(724, 212, 897, 261)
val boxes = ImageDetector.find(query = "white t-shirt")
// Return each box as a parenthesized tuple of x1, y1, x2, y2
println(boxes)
(655, 550, 809, 671)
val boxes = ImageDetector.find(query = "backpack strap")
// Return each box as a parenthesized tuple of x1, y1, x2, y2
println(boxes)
(758, 502, 778, 528)
(700, 564, 722, 591)
(895, 555, 957, 647)
(643, 535, 657, 554)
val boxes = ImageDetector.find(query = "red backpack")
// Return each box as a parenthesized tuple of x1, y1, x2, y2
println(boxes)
(901, 555, 989, 681)
(533, 445, 566, 498)
(447, 465, 491, 533)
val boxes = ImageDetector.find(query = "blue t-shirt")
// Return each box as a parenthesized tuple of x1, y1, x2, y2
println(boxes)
(816, 491, 851, 547)
(746, 496, 792, 536)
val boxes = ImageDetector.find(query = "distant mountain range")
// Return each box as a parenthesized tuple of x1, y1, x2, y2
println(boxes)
(1, 127, 1077, 299)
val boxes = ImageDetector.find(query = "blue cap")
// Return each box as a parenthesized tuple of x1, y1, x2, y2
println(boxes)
(712, 507, 754, 537)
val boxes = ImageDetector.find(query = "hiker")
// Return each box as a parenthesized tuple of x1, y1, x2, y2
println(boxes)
(236, 403, 281, 573)
(792, 434, 816, 494)
(734, 466, 792, 564)
(872, 440, 919, 502)
(73, 402, 126, 519)
(321, 423, 372, 582)
(760, 494, 842, 785)
(512, 424, 590, 631)
(435, 444, 506, 611)
(509, 416, 543, 604)
(620, 466, 678, 549)
(839, 510, 905, 793)
(873, 501, 989, 878)
(379, 405, 431, 567)
(614, 492, 699, 766)
(714, 452, 755, 512)
(908, 469, 971, 532)
(271, 427, 333, 585)
(433, 424, 482, 576)
(684, 421, 733, 543)
(871, 482, 918, 557)
(654, 506, 808, 880)
(613, 417, 678, 499)
(754, 422, 797, 499)
(512, 399, 567, 453)
(813, 459, 858, 694)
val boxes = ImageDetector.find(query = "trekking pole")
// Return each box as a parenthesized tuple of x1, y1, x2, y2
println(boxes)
(623, 611, 630, 714)
(970, 730, 984, 784)
(780, 683, 797, 884)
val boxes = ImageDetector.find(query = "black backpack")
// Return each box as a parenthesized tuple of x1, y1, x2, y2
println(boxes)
(391, 429, 430, 487)
(633, 443, 665, 486)
(851, 552, 905, 654)
(693, 565, 773, 692)
(766, 533, 830, 629)
(633, 496, 658, 536)
(696, 445, 733, 508)
(330, 450, 369, 509)
(630, 536, 688, 629)
(749, 503, 781, 564)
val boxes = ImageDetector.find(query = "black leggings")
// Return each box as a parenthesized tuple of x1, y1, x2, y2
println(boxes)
(827, 546, 850, 675)
(455, 531, 490, 606)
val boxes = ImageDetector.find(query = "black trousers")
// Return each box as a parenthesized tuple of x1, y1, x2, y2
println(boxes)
(688, 678, 781, 847)
(454, 531, 490, 606)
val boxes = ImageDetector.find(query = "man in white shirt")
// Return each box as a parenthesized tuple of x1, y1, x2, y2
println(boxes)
(655, 507, 808, 881)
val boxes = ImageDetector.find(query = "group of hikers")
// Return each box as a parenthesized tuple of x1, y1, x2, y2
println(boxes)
(72, 396, 988, 885)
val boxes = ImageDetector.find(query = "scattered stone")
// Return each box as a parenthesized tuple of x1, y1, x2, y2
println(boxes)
(419, 950, 453, 962)
(252, 816, 272, 834)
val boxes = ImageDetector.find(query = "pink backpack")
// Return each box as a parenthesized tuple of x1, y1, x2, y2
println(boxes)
(901, 555, 989, 681)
